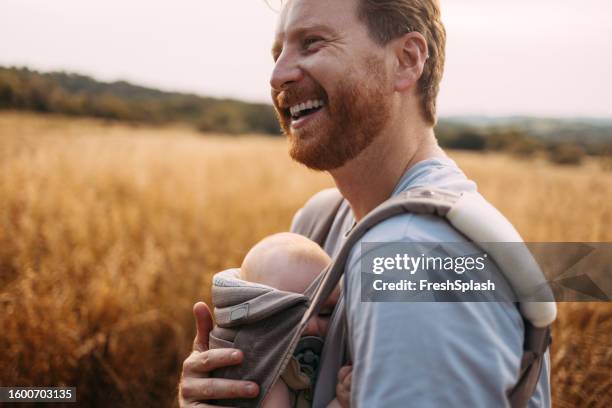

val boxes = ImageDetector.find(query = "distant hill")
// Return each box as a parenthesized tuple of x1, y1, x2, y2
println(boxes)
(440, 116, 612, 147)
(0, 66, 279, 134)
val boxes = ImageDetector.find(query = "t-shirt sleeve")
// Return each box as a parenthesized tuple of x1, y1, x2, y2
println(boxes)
(343, 213, 551, 407)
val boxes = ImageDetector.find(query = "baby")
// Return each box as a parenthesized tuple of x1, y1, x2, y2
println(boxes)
(239, 232, 349, 408)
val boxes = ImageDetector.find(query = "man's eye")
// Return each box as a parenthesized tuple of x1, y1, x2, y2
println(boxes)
(303, 37, 323, 50)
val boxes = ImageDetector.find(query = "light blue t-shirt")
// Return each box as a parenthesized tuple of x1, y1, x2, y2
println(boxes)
(292, 157, 550, 407)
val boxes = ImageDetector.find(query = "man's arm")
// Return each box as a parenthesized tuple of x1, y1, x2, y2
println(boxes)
(344, 214, 550, 407)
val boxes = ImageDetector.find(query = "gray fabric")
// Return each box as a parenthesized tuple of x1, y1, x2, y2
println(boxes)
(509, 323, 551, 407)
(293, 157, 551, 408)
(209, 302, 306, 407)
(208, 269, 326, 408)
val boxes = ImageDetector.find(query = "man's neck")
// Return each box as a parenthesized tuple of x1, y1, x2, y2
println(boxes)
(329, 125, 445, 221)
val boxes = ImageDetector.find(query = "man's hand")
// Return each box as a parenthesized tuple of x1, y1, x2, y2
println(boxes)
(335, 365, 353, 408)
(179, 302, 260, 407)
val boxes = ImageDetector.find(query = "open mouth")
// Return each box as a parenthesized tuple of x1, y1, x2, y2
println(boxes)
(287, 99, 326, 123)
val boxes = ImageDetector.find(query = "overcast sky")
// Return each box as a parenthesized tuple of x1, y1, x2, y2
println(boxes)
(1, 0, 611, 117)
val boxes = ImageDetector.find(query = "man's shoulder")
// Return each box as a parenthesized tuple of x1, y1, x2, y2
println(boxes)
(345, 210, 470, 271)
(366, 210, 467, 242)
(350, 157, 478, 241)
(303, 187, 342, 207)
(290, 187, 342, 238)
(345, 184, 486, 268)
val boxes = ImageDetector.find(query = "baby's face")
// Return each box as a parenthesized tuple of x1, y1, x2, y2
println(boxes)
(274, 265, 339, 338)
(304, 284, 340, 338)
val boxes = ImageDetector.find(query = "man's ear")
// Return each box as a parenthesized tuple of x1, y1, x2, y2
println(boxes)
(391, 31, 429, 92)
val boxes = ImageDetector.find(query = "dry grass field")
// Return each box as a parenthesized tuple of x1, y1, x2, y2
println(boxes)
(1, 111, 610, 407)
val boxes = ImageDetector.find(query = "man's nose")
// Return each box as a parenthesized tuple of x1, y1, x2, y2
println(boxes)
(270, 50, 304, 91)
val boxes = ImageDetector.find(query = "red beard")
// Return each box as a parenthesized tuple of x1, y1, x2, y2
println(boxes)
(274, 55, 391, 171)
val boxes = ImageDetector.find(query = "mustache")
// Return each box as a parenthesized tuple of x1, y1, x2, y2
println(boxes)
(273, 82, 327, 109)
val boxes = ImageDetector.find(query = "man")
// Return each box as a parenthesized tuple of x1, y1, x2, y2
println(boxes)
(179, 0, 551, 406)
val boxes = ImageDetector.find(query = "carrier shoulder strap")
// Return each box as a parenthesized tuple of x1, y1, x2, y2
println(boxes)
(509, 321, 552, 407)
(293, 187, 552, 408)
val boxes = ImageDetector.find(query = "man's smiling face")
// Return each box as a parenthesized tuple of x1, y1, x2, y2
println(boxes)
(270, 0, 392, 171)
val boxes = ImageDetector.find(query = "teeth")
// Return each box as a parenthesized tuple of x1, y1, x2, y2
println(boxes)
(289, 99, 325, 118)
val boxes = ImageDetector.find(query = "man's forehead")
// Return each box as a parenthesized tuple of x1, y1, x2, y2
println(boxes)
(274, 0, 356, 39)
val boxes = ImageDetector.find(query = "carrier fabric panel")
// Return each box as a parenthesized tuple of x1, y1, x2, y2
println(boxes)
(209, 301, 307, 408)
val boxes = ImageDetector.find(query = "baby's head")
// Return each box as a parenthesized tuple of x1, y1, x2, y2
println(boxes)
(241, 232, 330, 293)
(240, 232, 337, 337)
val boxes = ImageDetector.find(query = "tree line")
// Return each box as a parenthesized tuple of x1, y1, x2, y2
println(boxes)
(0, 66, 280, 134)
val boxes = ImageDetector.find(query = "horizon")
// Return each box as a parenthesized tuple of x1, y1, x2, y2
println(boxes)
(1, 0, 611, 118)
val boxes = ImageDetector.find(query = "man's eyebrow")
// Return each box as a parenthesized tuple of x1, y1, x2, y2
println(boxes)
(293, 24, 336, 35)
(290, 24, 339, 41)
(271, 24, 338, 58)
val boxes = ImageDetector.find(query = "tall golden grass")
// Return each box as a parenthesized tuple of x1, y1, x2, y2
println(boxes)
(0, 112, 610, 407)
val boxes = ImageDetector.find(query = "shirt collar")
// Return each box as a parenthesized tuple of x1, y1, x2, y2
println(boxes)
(391, 156, 458, 197)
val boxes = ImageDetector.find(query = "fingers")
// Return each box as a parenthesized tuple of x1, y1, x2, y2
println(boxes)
(338, 365, 352, 383)
(335, 365, 352, 408)
(179, 389, 228, 408)
(342, 371, 352, 388)
(183, 349, 245, 375)
(180, 377, 259, 402)
(193, 302, 213, 352)
(180, 302, 259, 406)
(335, 379, 351, 408)
(189, 403, 226, 408)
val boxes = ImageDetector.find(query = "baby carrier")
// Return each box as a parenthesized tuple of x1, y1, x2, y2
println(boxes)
(209, 187, 556, 408)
